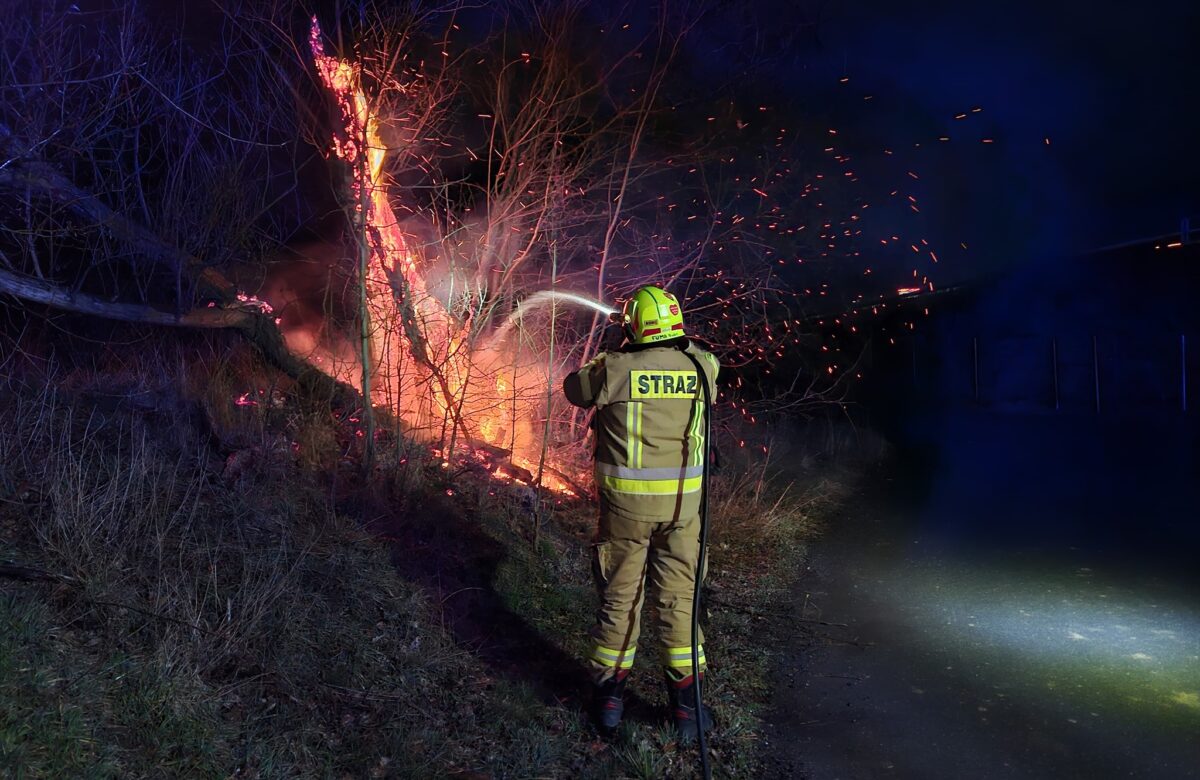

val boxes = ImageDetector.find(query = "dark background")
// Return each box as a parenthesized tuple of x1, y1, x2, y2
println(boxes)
(861, 243, 1200, 561)
(721, 0, 1200, 268)
(750, 0, 1200, 557)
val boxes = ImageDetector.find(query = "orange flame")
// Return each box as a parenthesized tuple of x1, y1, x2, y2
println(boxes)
(308, 19, 577, 495)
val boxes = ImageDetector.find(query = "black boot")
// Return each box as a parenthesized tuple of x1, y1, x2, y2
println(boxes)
(666, 672, 714, 743)
(592, 672, 629, 736)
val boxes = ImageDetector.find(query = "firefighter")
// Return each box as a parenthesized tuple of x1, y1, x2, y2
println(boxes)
(563, 284, 719, 740)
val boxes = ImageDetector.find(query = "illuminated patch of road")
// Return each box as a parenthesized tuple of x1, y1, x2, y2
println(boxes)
(872, 553, 1200, 732)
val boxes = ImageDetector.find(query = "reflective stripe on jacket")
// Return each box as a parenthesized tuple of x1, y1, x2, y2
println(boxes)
(564, 339, 719, 522)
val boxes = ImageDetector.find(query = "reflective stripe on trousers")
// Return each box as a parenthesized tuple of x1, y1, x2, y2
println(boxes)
(591, 644, 637, 669)
(663, 644, 707, 669)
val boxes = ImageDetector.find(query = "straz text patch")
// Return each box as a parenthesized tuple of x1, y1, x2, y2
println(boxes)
(629, 370, 699, 399)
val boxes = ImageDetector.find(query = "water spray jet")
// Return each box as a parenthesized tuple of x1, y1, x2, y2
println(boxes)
(490, 290, 618, 346)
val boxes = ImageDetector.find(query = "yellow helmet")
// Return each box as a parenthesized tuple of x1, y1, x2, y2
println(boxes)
(621, 285, 685, 345)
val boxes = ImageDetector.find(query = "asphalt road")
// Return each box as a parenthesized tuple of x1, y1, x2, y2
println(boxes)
(763, 477, 1200, 780)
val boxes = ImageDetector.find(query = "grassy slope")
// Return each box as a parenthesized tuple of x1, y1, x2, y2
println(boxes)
(0, 359, 850, 778)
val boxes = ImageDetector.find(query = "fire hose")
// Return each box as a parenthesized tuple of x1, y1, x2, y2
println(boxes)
(680, 345, 714, 780)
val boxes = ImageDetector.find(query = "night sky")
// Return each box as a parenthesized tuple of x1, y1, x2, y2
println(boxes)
(698, 0, 1200, 281)
(140, 0, 1200, 291)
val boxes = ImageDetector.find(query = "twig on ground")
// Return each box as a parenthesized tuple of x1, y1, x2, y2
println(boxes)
(0, 561, 221, 637)
(0, 562, 64, 582)
(86, 599, 222, 637)
(318, 681, 408, 702)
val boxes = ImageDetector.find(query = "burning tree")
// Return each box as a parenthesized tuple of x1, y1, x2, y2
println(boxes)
(295, 3, 713, 488)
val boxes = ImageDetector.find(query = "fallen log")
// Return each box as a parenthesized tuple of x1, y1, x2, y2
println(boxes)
(0, 265, 360, 408)
(1, 119, 360, 406)
(0, 266, 250, 329)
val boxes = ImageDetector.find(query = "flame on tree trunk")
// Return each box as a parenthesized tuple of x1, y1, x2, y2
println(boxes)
(308, 19, 575, 493)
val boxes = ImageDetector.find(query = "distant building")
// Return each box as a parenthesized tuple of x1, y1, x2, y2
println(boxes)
(861, 236, 1200, 553)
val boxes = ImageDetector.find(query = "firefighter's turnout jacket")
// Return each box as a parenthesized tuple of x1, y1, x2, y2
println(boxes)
(564, 338, 719, 682)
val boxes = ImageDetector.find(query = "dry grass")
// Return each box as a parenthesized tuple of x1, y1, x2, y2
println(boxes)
(0, 337, 870, 778)
(0, 355, 494, 777)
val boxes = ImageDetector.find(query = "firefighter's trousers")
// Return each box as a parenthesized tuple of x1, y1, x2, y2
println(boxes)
(588, 511, 707, 684)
